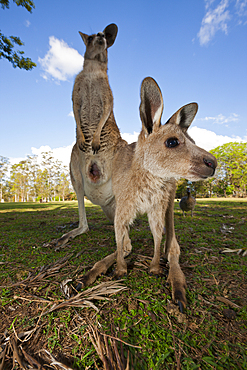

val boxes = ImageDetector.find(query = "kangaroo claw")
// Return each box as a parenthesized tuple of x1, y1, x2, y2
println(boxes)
(178, 300, 184, 313)
(114, 270, 127, 280)
(79, 141, 86, 151)
(92, 143, 100, 154)
(75, 282, 84, 292)
(149, 272, 161, 278)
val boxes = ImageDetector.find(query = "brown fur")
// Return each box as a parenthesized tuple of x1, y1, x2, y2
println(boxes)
(56, 24, 127, 248)
(73, 23, 119, 154)
(81, 77, 217, 309)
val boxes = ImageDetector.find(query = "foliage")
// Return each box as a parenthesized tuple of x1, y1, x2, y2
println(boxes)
(1, 0, 35, 13)
(176, 142, 247, 199)
(211, 142, 247, 197)
(1, 151, 71, 202)
(0, 0, 36, 70)
(0, 156, 9, 201)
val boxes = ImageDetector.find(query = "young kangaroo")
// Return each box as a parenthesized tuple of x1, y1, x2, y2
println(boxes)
(79, 77, 217, 310)
(112, 77, 217, 309)
(56, 24, 127, 248)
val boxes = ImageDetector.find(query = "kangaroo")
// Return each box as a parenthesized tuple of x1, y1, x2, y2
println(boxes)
(56, 24, 127, 248)
(79, 77, 217, 310)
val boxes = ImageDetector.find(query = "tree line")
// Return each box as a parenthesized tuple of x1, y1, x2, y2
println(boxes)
(176, 142, 247, 199)
(0, 152, 72, 202)
(0, 142, 246, 203)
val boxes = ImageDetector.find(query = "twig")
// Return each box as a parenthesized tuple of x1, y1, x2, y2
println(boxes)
(40, 349, 74, 370)
(13, 295, 51, 303)
(10, 336, 25, 369)
(102, 333, 141, 349)
(0, 345, 7, 370)
(216, 296, 241, 308)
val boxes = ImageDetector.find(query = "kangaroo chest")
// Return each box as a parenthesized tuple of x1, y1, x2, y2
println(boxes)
(80, 73, 109, 126)
(132, 174, 173, 215)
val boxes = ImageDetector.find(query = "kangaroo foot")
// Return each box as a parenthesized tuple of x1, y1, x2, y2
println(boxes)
(56, 226, 89, 248)
(167, 266, 187, 311)
(76, 251, 117, 291)
(114, 264, 127, 279)
(149, 265, 163, 276)
(55, 234, 72, 248)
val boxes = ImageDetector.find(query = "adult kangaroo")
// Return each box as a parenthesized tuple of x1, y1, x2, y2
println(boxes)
(56, 24, 127, 248)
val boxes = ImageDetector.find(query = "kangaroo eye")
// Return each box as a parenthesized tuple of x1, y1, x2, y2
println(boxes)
(165, 138, 180, 148)
(88, 36, 93, 43)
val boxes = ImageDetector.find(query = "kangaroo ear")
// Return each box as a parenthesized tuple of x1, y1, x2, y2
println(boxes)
(166, 103, 198, 131)
(79, 31, 89, 46)
(103, 24, 118, 47)
(139, 77, 164, 136)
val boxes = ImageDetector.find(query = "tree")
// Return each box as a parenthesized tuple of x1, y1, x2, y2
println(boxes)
(35, 168, 49, 202)
(3, 151, 72, 202)
(10, 160, 31, 201)
(0, 0, 36, 70)
(56, 169, 70, 201)
(26, 155, 39, 201)
(0, 156, 9, 201)
(41, 152, 59, 201)
(211, 142, 247, 197)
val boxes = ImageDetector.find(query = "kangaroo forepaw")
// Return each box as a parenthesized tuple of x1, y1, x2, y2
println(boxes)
(78, 138, 86, 151)
(92, 141, 100, 154)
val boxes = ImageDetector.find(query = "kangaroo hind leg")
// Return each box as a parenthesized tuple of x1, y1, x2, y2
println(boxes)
(56, 147, 89, 248)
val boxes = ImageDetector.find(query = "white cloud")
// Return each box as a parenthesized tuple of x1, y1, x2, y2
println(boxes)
(25, 20, 31, 27)
(188, 126, 245, 150)
(197, 113, 239, 125)
(30, 144, 74, 168)
(198, 0, 247, 45)
(236, 0, 247, 16)
(68, 111, 74, 118)
(122, 127, 246, 151)
(121, 131, 139, 144)
(198, 0, 230, 45)
(9, 156, 27, 166)
(9, 144, 74, 170)
(38, 37, 84, 81)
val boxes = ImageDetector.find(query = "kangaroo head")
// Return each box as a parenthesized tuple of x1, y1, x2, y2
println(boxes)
(79, 23, 118, 61)
(137, 77, 217, 181)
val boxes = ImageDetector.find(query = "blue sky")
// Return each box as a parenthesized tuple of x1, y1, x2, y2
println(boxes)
(1, 0, 247, 167)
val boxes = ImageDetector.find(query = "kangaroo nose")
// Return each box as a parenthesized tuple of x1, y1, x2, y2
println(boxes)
(203, 158, 216, 175)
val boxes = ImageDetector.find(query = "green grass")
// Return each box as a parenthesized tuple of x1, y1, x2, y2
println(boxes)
(0, 200, 246, 369)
